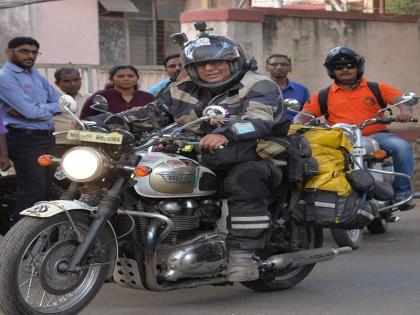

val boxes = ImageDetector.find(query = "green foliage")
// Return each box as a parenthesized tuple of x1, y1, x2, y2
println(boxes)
(385, 0, 420, 15)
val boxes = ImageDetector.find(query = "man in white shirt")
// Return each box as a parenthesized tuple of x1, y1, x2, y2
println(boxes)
(53, 67, 90, 146)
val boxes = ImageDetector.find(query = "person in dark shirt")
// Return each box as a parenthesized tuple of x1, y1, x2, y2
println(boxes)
(80, 65, 154, 119)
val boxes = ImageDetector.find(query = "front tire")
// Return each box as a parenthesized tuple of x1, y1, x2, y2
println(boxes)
(242, 227, 323, 292)
(0, 211, 114, 315)
(331, 229, 363, 249)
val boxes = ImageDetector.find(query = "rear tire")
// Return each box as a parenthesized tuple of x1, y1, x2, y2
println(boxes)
(241, 227, 323, 292)
(0, 211, 114, 315)
(367, 218, 388, 234)
(331, 229, 363, 249)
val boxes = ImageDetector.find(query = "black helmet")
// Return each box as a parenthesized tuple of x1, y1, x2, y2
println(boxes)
(324, 47, 365, 80)
(181, 30, 247, 91)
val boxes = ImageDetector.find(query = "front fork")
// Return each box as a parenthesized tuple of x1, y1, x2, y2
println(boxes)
(67, 176, 127, 272)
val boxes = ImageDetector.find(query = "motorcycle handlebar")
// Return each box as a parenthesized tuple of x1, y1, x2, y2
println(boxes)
(375, 117, 418, 124)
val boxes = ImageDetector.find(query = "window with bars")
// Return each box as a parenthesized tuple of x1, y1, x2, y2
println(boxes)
(99, 0, 185, 66)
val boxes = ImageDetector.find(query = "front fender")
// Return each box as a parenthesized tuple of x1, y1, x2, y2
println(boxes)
(21, 199, 119, 279)
(20, 200, 95, 218)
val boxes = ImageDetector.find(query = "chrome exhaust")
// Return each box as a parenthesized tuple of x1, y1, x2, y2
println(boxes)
(261, 247, 352, 271)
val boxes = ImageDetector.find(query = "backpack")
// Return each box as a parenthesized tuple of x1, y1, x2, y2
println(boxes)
(318, 81, 386, 119)
(288, 125, 378, 229)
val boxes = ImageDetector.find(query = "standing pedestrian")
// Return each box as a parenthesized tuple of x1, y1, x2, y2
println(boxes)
(0, 36, 61, 221)
(148, 54, 186, 97)
(54, 67, 90, 147)
(80, 65, 154, 119)
(265, 54, 310, 120)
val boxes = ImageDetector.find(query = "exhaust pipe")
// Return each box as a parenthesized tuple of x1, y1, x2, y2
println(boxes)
(261, 247, 352, 271)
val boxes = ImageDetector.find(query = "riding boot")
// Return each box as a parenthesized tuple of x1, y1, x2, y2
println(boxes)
(227, 250, 259, 282)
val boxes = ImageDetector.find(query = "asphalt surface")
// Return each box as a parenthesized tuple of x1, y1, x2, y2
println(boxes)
(81, 200, 420, 315)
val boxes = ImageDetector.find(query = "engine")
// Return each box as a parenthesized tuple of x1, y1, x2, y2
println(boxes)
(117, 198, 222, 246)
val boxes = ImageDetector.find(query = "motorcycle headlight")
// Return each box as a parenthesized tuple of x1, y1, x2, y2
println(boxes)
(332, 123, 357, 145)
(61, 147, 107, 182)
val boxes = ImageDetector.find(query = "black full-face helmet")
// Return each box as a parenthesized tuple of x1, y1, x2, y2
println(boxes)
(181, 29, 247, 91)
(324, 47, 365, 80)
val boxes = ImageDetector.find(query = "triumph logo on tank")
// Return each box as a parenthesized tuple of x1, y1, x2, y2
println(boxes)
(157, 171, 194, 183)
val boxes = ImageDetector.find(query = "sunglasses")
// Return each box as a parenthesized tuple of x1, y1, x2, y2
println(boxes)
(333, 63, 356, 71)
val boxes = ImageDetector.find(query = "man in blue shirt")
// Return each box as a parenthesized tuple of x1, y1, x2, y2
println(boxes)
(0, 36, 62, 221)
(148, 54, 185, 97)
(265, 54, 310, 120)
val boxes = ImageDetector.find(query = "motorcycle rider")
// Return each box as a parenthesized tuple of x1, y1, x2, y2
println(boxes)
(102, 24, 286, 282)
(294, 47, 415, 210)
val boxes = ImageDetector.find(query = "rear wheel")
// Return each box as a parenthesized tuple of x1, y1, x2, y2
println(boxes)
(367, 218, 388, 234)
(241, 227, 323, 292)
(331, 229, 363, 249)
(0, 211, 115, 315)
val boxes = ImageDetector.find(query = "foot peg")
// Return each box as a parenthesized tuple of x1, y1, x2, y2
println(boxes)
(385, 215, 400, 223)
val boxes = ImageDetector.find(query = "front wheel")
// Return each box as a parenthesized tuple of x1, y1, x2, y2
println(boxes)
(0, 211, 114, 315)
(331, 229, 363, 249)
(242, 227, 323, 292)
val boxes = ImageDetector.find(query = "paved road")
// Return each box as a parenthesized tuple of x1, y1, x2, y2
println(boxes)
(82, 201, 420, 315)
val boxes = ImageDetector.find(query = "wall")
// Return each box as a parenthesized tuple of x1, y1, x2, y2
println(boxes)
(181, 8, 420, 130)
(260, 12, 420, 131)
(0, 0, 99, 65)
(262, 16, 420, 99)
(181, 7, 420, 184)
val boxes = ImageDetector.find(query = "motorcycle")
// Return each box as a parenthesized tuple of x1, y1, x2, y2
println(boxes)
(286, 92, 419, 249)
(0, 98, 351, 315)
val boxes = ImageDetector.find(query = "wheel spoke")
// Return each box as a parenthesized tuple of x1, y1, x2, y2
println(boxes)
(39, 290, 46, 307)
(25, 265, 36, 302)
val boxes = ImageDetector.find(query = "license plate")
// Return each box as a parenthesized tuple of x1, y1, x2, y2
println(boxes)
(66, 130, 123, 144)
(353, 147, 366, 156)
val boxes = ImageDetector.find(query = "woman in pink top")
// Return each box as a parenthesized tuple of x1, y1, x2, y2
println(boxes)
(80, 65, 155, 119)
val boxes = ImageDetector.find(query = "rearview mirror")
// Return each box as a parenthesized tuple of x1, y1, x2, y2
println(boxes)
(58, 95, 78, 113)
(202, 105, 229, 120)
(283, 98, 300, 112)
(90, 95, 109, 113)
(402, 92, 419, 107)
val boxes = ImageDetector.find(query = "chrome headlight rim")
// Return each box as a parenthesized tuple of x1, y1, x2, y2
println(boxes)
(61, 146, 108, 182)
(331, 124, 357, 145)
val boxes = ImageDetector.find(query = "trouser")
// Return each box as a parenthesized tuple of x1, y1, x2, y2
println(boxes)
(369, 132, 414, 198)
(223, 160, 283, 251)
(6, 131, 56, 219)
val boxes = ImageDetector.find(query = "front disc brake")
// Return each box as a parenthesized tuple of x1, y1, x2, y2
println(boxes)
(39, 240, 88, 295)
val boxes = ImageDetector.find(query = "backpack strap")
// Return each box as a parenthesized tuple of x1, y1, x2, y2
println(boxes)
(318, 85, 332, 119)
(366, 81, 386, 109)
